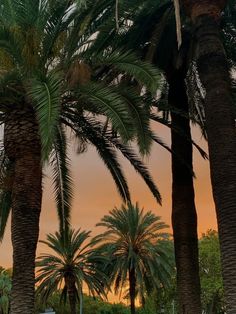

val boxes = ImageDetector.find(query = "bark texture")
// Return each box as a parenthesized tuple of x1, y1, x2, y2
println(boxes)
(169, 68, 201, 314)
(129, 267, 136, 314)
(4, 107, 42, 314)
(181, 1, 236, 312)
(65, 276, 78, 314)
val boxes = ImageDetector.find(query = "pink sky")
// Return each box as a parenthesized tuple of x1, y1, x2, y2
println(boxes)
(0, 124, 217, 269)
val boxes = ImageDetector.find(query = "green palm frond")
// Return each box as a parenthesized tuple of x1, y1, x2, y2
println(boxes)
(51, 126, 73, 238)
(28, 70, 63, 160)
(105, 135, 161, 204)
(40, 1, 76, 66)
(0, 27, 23, 68)
(116, 87, 152, 155)
(87, 135, 131, 204)
(78, 82, 135, 142)
(63, 113, 131, 203)
(97, 51, 161, 94)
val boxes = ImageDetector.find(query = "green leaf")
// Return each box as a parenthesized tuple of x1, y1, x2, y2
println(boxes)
(51, 126, 73, 238)
(28, 71, 63, 160)
(117, 87, 152, 155)
(97, 51, 161, 94)
(78, 82, 134, 142)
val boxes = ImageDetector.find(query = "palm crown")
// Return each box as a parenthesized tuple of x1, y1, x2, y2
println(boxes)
(94, 203, 174, 313)
(0, 0, 162, 239)
(36, 228, 107, 313)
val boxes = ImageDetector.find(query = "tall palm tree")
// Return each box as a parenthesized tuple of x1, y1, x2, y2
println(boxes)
(0, 1, 161, 313)
(168, 58, 201, 314)
(179, 1, 236, 312)
(36, 228, 106, 314)
(87, 1, 204, 312)
(94, 203, 174, 314)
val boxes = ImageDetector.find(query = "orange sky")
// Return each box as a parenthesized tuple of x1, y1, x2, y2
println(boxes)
(0, 123, 217, 269)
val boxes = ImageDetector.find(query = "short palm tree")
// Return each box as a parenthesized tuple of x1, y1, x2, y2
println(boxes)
(36, 228, 106, 314)
(0, 1, 161, 312)
(94, 203, 174, 314)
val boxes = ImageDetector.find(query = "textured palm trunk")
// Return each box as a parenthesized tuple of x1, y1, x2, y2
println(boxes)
(4, 107, 42, 314)
(169, 68, 201, 314)
(66, 277, 78, 314)
(181, 1, 236, 312)
(129, 267, 136, 314)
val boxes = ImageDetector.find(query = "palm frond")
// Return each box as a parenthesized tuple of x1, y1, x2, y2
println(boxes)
(28, 70, 63, 160)
(77, 82, 135, 142)
(63, 113, 131, 203)
(116, 87, 152, 155)
(105, 135, 162, 204)
(96, 51, 161, 94)
(150, 113, 208, 159)
(50, 125, 73, 238)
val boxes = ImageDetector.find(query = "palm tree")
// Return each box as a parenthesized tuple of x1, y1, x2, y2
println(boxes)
(0, 1, 161, 313)
(87, 1, 203, 312)
(36, 228, 106, 314)
(179, 1, 236, 312)
(94, 203, 174, 314)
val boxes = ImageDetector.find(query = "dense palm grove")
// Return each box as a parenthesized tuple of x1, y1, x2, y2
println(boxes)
(0, 0, 235, 313)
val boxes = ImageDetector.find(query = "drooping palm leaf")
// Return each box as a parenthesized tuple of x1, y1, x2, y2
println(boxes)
(78, 82, 135, 142)
(96, 50, 161, 95)
(28, 70, 63, 160)
(51, 125, 73, 238)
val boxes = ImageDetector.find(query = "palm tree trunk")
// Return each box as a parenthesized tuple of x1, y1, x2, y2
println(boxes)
(66, 278, 77, 314)
(181, 1, 236, 312)
(129, 267, 136, 314)
(169, 68, 201, 314)
(4, 107, 42, 314)
(79, 288, 83, 314)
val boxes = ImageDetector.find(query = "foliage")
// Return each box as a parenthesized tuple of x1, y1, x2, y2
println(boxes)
(36, 228, 107, 309)
(35, 292, 129, 314)
(199, 230, 225, 313)
(0, 269, 11, 314)
(94, 203, 174, 308)
(137, 231, 225, 314)
(0, 0, 162, 241)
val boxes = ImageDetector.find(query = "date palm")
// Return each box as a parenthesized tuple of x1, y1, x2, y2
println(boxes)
(179, 1, 236, 312)
(87, 1, 204, 312)
(0, 1, 161, 313)
(36, 228, 106, 314)
(94, 203, 174, 314)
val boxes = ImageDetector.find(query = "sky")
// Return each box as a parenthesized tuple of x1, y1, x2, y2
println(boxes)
(0, 122, 217, 269)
